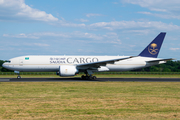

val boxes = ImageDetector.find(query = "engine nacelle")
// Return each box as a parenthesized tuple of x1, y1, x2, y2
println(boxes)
(59, 65, 78, 77)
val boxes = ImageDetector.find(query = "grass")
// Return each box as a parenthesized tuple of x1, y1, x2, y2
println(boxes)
(0, 82, 180, 119)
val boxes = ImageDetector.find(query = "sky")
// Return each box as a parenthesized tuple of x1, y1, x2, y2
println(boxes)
(1, 0, 180, 60)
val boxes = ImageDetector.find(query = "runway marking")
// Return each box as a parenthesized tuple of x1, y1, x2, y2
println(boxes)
(0, 79, 10, 82)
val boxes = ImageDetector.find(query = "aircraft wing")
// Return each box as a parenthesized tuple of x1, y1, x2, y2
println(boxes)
(146, 58, 174, 63)
(77, 56, 135, 68)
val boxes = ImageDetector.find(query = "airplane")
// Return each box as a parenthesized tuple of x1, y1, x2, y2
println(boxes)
(2, 32, 173, 79)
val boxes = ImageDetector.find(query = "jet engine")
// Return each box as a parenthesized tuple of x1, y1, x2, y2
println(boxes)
(59, 65, 78, 77)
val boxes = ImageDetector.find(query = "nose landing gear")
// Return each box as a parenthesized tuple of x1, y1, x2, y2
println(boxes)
(14, 71, 21, 79)
(17, 75, 21, 79)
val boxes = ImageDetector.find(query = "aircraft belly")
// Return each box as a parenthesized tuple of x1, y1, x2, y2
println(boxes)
(12, 65, 59, 72)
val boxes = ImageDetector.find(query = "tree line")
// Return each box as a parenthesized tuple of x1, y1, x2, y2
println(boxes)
(0, 60, 180, 72)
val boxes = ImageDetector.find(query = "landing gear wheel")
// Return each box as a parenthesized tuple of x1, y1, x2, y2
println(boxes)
(17, 76, 21, 79)
(81, 75, 89, 80)
(85, 76, 89, 80)
(81, 75, 85, 80)
(81, 75, 86, 80)
(89, 76, 93, 80)
(92, 76, 97, 80)
(81, 75, 97, 80)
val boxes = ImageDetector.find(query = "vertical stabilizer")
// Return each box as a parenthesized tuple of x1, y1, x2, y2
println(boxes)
(138, 32, 166, 58)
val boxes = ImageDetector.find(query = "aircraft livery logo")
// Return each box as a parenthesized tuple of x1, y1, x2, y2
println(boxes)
(148, 43, 158, 55)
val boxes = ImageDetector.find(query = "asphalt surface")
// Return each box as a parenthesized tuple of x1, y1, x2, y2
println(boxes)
(0, 78, 180, 82)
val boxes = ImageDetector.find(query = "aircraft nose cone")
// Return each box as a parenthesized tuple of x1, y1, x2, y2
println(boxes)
(2, 63, 7, 68)
(2, 63, 4, 67)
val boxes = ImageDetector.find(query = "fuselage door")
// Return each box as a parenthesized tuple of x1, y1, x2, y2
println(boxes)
(19, 59, 23, 66)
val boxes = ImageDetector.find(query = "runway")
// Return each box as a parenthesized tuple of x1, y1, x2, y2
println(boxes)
(0, 78, 180, 82)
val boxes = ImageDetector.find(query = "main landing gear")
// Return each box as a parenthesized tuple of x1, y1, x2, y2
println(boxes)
(81, 70, 97, 80)
(81, 75, 97, 80)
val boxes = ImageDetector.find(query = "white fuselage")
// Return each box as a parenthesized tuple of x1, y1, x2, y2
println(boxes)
(3, 55, 164, 72)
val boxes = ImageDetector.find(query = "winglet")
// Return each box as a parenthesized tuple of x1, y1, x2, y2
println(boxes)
(138, 32, 166, 58)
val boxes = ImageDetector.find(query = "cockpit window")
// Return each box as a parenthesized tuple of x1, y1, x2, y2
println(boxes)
(5, 60, 11, 63)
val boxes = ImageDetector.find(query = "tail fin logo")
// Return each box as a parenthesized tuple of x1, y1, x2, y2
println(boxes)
(148, 43, 158, 55)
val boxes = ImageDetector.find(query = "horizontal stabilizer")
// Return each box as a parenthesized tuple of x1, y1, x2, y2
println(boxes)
(146, 58, 174, 63)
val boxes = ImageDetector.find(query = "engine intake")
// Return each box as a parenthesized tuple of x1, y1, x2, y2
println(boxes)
(59, 65, 78, 77)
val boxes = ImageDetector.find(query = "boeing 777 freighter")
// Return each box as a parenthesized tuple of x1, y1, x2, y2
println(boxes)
(3, 32, 173, 79)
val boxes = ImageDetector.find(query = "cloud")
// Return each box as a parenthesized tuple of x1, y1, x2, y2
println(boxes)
(0, 0, 88, 27)
(79, 19, 89, 22)
(33, 43, 49, 47)
(112, 2, 119, 4)
(169, 48, 180, 51)
(122, 0, 180, 12)
(123, 29, 151, 35)
(0, 0, 58, 22)
(3, 33, 39, 39)
(3, 31, 103, 40)
(88, 21, 180, 31)
(138, 11, 152, 15)
(75, 19, 89, 22)
(139, 11, 180, 20)
(86, 13, 103, 17)
(54, 20, 86, 27)
(4, 20, 180, 38)
(3, 31, 121, 45)
(123, 0, 180, 19)
(23, 43, 49, 47)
